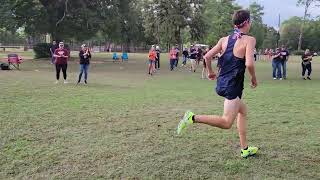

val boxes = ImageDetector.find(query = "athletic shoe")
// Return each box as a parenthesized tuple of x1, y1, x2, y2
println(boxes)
(241, 146, 258, 158)
(84, 80, 87, 84)
(273, 78, 277, 80)
(280, 78, 283, 80)
(177, 111, 194, 135)
(302, 77, 306, 80)
(307, 77, 311, 80)
(64, 80, 68, 84)
(55, 80, 59, 84)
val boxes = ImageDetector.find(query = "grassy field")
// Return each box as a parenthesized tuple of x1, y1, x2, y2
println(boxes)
(0, 51, 320, 179)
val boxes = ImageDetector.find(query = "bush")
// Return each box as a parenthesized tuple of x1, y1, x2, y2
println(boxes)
(33, 43, 51, 59)
(291, 50, 305, 56)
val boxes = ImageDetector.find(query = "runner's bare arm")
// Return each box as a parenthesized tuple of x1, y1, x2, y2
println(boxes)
(204, 38, 223, 74)
(246, 37, 257, 88)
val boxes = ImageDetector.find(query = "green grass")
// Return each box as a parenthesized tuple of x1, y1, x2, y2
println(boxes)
(0, 52, 320, 179)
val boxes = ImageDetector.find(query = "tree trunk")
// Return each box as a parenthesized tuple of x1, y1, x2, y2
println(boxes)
(298, 20, 305, 51)
(298, 0, 311, 51)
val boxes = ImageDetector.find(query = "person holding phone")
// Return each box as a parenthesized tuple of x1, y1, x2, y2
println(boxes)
(54, 42, 69, 84)
(301, 49, 313, 80)
(78, 44, 91, 84)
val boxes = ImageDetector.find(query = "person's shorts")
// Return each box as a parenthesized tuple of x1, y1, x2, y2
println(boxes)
(149, 60, 155, 64)
(215, 70, 245, 100)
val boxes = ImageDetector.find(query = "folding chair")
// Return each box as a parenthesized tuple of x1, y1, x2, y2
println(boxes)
(121, 52, 128, 62)
(112, 52, 119, 62)
(7, 54, 22, 70)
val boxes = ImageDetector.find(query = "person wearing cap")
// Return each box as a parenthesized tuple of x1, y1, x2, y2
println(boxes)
(53, 42, 69, 84)
(78, 44, 91, 84)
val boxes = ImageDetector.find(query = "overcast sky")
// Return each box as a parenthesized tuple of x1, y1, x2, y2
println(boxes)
(235, 0, 320, 27)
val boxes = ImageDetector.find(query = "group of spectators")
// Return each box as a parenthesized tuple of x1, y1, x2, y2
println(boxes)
(50, 41, 91, 84)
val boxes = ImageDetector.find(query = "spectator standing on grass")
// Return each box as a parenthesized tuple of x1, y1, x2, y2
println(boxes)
(280, 46, 290, 79)
(50, 41, 58, 64)
(175, 44, 180, 67)
(301, 49, 313, 80)
(169, 46, 177, 71)
(155, 46, 161, 70)
(189, 45, 197, 72)
(182, 48, 189, 67)
(272, 48, 283, 80)
(148, 47, 157, 76)
(77, 44, 91, 84)
(54, 42, 69, 84)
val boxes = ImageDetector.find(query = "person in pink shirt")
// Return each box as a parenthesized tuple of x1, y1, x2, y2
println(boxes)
(169, 46, 177, 71)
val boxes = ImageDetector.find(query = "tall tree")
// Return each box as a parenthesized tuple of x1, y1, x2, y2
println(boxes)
(142, 0, 195, 49)
(188, 0, 207, 42)
(297, 0, 320, 50)
(248, 2, 265, 49)
(203, 0, 240, 45)
(279, 17, 303, 50)
(0, 0, 120, 41)
(262, 27, 279, 49)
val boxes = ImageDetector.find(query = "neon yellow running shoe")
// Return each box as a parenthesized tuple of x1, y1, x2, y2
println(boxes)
(241, 146, 258, 158)
(177, 111, 194, 135)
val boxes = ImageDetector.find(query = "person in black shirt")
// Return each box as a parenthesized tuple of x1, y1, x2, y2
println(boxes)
(77, 44, 92, 84)
(182, 48, 189, 67)
(280, 46, 290, 79)
(301, 49, 312, 80)
(175, 44, 180, 67)
(189, 45, 197, 72)
(272, 48, 283, 80)
(155, 46, 161, 70)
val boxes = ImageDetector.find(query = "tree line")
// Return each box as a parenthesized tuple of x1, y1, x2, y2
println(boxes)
(0, 0, 319, 52)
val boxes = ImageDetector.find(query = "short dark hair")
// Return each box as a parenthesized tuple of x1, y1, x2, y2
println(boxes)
(233, 10, 250, 28)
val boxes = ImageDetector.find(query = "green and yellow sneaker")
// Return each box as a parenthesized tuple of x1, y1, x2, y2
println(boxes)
(241, 146, 258, 158)
(177, 111, 194, 135)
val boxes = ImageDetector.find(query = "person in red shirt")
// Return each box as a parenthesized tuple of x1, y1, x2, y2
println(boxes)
(169, 46, 177, 71)
(148, 47, 156, 75)
(54, 42, 69, 84)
